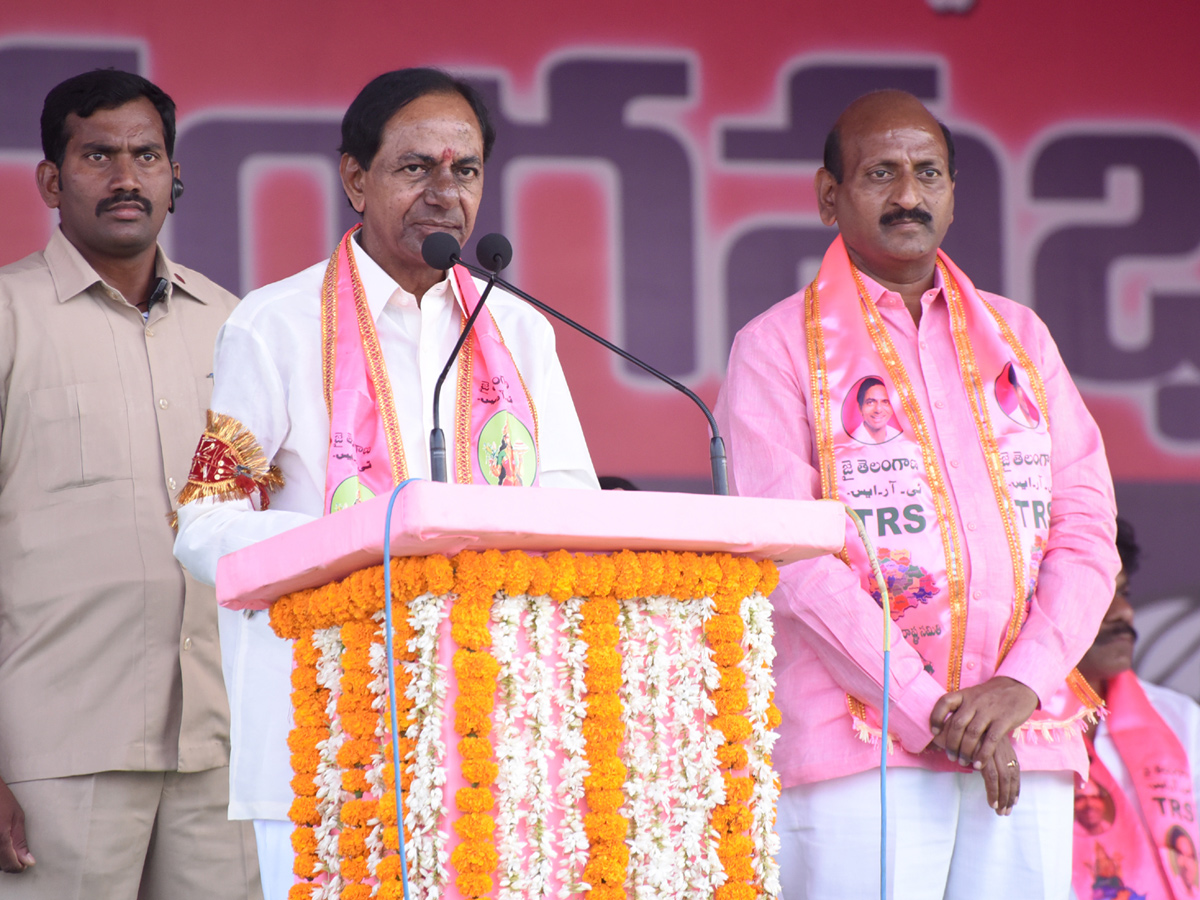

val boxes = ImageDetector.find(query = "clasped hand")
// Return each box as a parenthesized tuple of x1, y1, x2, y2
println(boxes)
(927, 676, 1038, 817)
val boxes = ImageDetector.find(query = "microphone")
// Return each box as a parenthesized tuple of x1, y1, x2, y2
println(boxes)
(447, 234, 729, 495)
(423, 232, 505, 483)
(147, 276, 169, 310)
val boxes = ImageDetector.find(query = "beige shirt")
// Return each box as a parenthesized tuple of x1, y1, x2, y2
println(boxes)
(0, 228, 237, 783)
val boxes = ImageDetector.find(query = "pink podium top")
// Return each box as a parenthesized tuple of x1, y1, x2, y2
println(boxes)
(216, 481, 846, 609)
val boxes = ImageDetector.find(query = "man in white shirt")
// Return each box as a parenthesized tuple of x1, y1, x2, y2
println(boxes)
(1071, 518, 1200, 900)
(173, 67, 597, 900)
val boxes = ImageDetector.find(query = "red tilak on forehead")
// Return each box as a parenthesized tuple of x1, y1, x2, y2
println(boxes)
(441, 148, 454, 163)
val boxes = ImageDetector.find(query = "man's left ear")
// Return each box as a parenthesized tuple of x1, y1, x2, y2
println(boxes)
(169, 161, 183, 214)
(35, 160, 62, 211)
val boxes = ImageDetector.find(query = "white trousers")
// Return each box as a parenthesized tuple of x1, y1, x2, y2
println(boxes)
(776, 767, 1074, 900)
(253, 819, 294, 900)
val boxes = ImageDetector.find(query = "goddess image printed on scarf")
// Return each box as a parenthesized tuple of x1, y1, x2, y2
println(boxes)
(842, 375, 902, 445)
(995, 361, 1041, 429)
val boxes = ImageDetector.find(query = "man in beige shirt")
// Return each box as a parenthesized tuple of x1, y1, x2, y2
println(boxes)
(0, 70, 260, 898)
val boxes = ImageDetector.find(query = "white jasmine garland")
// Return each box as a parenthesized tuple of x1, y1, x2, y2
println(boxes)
(641, 596, 684, 899)
(365, 615, 394, 881)
(554, 594, 589, 898)
(312, 625, 345, 899)
(741, 589, 782, 898)
(673, 596, 726, 898)
(618, 597, 654, 900)
(406, 589, 450, 896)
(491, 592, 529, 899)
(524, 592, 557, 898)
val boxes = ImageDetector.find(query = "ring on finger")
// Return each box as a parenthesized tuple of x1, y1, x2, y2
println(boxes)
(1005, 760, 1018, 768)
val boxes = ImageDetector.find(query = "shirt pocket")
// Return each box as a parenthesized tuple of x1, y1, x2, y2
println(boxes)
(29, 382, 132, 491)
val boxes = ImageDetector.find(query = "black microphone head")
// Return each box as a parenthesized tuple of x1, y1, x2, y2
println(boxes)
(475, 233, 513, 273)
(421, 231, 461, 270)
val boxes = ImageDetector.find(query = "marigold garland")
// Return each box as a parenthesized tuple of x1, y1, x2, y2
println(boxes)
(270, 549, 781, 900)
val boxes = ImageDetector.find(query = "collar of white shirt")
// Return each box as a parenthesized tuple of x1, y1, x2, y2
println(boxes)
(348, 230, 459, 322)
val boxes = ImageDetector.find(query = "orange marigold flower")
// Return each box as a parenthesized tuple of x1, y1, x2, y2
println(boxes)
(594, 554, 617, 597)
(580, 597, 619, 624)
(341, 768, 370, 794)
(714, 882, 757, 900)
(658, 551, 681, 597)
(339, 712, 379, 740)
(723, 774, 755, 804)
(584, 693, 622, 721)
(502, 551, 534, 595)
(583, 757, 627, 792)
(713, 687, 749, 715)
(759, 559, 780, 595)
(582, 720, 623, 757)
(722, 855, 755, 881)
(375, 855, 403, 882)
(290, 773, 317, 797)
(579, 622, 620, 649)
(718, 832, 754, 860)
(425, 555, 456, 594)
(451, 623, 493, 650)
(291, 826, 317, 854)
(766, 697, 782, 729)
(704, 614, 745, 644)
(293, 852, 319, 878)
(716, 743, 749, 771)
(456, 673, 498, 700)
(610, 549, 642, 599)
(585, 645, 621, 672)
(337, 739, 376, 769)
(340, 856, 370, 882)
(712, 641, 745, 668)
(340, 798, 378, 827)
(458, 736, 493, 760)
(712, 804, 753, 835)
(674, 551, 702, 599)
(638, 551, 665, 597)
(527, 555, 553, 596)
(457, 872, 494, 899)
(699, 554, 725, 596)
(462, 758, 499, 786)
(291, 666, 318, 691)
(453, 812, 496, 842)
(585, 788, 624, 813)
(287, 883, 315, 900)
(584, 811, 629, 843)
(589, 885, 627, 900)
(376, 883, 405, 900)
(456, 786, 495, 814)
(381, 825, 415, 850)
(287, 727, 326, 754)
(574, 554, 599, 597)
(341, 619, 375, 647)
(719, 667, 747, 692)
(582, 855, 630, 886)
(453, 649, 500, 681)
(450, 840, 500, 873)
(711, 590, 742, 616)
(449, 601, 491, 628)
(454, 709, 493, 737)
(289, 797, 319, 826)
(584, 667, 623, 696)
(713, 714, 752, 744)
(341, 885, 372, 900)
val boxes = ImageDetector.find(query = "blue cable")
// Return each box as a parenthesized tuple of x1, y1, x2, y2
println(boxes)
(383, 478, 419, 900)
(844, 506, 892, 900)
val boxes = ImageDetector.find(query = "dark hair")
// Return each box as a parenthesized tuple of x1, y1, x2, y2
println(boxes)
(823, 120, 956, 184)
(41, 69, 176, 168)
(598, 475, 639, 491)
(857, 376, 885, 408)
(1115, 516, 1140, 576)
(339, 68, 496, 169)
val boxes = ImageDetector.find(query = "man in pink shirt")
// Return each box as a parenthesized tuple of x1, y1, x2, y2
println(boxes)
(716, 91, 1119, 898)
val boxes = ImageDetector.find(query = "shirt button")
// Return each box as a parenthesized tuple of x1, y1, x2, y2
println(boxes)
(966, 661, 976, 670)
(145, 328, 155, 337)
(972, 590, 982, 600)
(168, 477, 177, 491)
(182, 637, 193, 651)
(949, 458, 960, 468)
(158, 398, 169, 409)
(967, 521, 977, 531)
(934, 400, 945, 409)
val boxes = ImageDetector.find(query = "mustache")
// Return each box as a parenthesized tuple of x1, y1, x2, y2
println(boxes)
(879, 207, 932, 227)
(97, 191, 151, 217)
(1096, 622, 1138, 644)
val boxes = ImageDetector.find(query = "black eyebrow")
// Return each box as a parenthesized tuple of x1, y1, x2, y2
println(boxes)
(395, 152, 482, 168)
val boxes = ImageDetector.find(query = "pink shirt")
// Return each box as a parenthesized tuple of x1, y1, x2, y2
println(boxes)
(715, 268, 1119, 788)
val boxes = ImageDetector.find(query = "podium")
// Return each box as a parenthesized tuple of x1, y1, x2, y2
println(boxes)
(217, 482, 845, 900)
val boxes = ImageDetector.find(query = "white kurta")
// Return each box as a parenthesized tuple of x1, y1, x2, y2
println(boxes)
(174, 234, 598, 820)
